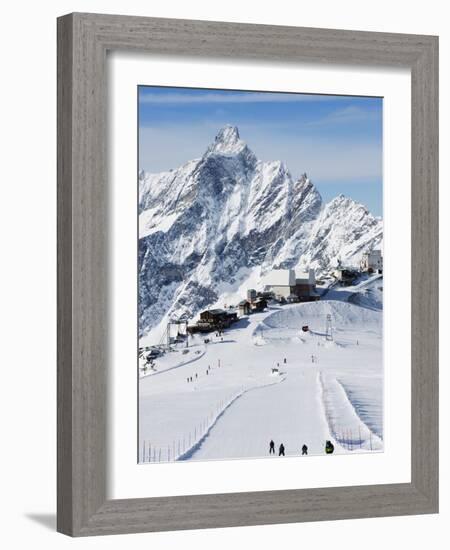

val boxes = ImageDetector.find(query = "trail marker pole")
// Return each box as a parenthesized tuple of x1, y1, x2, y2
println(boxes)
(325, 314, 333, 341)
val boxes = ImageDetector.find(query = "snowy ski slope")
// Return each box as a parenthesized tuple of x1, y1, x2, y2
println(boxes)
(139, 284, 383, 463)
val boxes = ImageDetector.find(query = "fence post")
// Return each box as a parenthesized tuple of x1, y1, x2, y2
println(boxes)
(358, 426, 362, 449)
(158, 448, 161, 462)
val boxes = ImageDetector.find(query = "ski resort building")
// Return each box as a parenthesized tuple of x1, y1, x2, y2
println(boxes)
(238, 300, 251, 316)
(251, 297, 268, 312)
(360, 249, 383, 273)
(199, 309, 238, 326)
(262, 268, 319, 302)
(334, 266, 359, 285)
(238, 296, 267, 316)
(188, 309, 238, 333)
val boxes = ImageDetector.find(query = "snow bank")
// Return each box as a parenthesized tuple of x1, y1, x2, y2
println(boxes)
(254, 300, 381, 343)
(319, 372, 383, 452)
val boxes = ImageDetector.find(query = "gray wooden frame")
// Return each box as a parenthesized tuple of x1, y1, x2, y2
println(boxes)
(57, 12, 439, 537)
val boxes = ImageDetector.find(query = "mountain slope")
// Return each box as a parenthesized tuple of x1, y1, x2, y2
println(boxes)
(138, 125, 382, 338)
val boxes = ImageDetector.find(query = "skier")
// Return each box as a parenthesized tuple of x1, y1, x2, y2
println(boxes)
(279, 443, 285, 456)
(269, 440, 275, 454)
(325, 440, 335, 454)
(302, 444, 308, 456)
(195, 373, 198, 379)
(283, 358, 287, 364)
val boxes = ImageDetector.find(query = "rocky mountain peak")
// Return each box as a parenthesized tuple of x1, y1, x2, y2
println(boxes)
(138, 126, 382, 338)
(206, 125, 246, 155)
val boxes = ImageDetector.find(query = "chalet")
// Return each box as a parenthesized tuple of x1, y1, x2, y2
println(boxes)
(360, 249, 383, 273)
(188, 308, 238, 334)
(250, 297, 267, 312)
(247, 289, 257, 302)
(238, 300, 252, 316)
(199, 309, 238, 327)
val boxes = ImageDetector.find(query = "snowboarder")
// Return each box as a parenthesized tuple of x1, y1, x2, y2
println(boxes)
(325, 440, 334, 454)
(302, 444, 308, 455)
(279, 443, 285, 456)
(269, 440, 275, 454)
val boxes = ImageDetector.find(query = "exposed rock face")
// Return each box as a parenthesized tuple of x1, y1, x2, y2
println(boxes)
(138, 125, 382, 337)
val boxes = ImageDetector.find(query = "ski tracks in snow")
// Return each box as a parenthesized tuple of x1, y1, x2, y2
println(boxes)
(177, 375, 287, 461)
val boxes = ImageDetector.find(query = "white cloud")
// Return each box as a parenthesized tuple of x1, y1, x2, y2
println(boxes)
(139, 91, 351, 105)
(305, 105, 380, 127)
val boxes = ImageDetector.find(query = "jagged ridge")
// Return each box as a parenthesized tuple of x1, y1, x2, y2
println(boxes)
(138, 125, 382, 338)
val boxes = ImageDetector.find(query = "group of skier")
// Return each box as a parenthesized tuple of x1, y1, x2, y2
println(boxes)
(269, 440, 285, 456)
(187, 363, 218, 384)
(269, 440, 335, 456)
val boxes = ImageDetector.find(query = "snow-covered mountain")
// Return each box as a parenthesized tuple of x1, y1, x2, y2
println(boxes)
(138, 125, 382, 338)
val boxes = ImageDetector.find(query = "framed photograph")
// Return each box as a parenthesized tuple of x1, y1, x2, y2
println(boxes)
(57, 13, 438, 536)
(137, 87, 384, 465)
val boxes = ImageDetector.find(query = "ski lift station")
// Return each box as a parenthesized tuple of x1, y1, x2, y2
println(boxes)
(261, 268, 320, 302)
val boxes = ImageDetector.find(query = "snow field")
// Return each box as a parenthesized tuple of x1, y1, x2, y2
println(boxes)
(319, 372, 383, 452)
(139, 298, 383, 462)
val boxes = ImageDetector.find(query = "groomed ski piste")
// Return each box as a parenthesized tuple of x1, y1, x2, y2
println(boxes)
(139, 277, 383, 463)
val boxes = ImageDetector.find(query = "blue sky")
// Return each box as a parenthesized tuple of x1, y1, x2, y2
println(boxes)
(138, 86, 383, 216)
